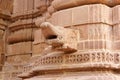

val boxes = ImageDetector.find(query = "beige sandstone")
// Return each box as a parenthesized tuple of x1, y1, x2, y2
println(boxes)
(7, 41, 32, 55)
(8, 29, 34, 44)
(2, 0, 120, 80)
(51, 0, 119, 10)
(50, 4, 112, 27)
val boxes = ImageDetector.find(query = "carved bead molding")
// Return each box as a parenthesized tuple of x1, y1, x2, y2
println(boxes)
(19, 52, 120, 78)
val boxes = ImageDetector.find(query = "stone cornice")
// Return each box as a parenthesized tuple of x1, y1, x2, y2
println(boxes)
(8, 19, 37, 31)
(18, 52, 120, 78)
(12, 9, 42, 21)
(51, 0, 120, 11)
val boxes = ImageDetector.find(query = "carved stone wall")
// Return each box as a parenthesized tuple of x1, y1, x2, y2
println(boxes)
(2, 0, 120, 80)
(19, 1, 120, 80)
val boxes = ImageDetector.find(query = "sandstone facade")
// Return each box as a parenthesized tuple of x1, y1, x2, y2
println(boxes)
(1, 0, 120, 80)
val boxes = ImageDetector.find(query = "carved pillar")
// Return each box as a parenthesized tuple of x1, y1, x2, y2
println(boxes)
(4, 0, 36, 80)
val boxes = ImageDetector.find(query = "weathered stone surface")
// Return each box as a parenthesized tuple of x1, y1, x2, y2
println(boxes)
(34, 22, 79, 53)
(8, 29, 34, 44)
(3, 0, 120, 80)
(33, 43, 48, 56)
(113, 5, 120, 24)
(7, 41, 32, 55)
(33, 29, 45, 44)
(0, 0, 13, 14)
(51, 0, 120, 10)
(23, 71, 119, 80)
(50, 4, 112, 27)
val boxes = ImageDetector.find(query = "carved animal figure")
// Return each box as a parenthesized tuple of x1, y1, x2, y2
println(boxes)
(39, 22, 79, 53)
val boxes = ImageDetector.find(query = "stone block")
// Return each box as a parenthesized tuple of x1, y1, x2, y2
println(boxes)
(113, 24, 120, 40)
(76, 24, 112, 40)
(8, 28, 34, 44)
(52, 0, 114, 10)
(0, 39, 4, 53)
(27, 0, 34, 11)
(0, 0, 13, 13)
(72, 4, 112, 25)
(51, 12, 58, 26)
(113, 42, 120, 51)
(76, 23, 112, 51)
(7, 41, 32, 55)
(23, 0, 28, 12)
(78, 40, 111, 51)
(51, 4, 112, 27)
(72, 5, 89, 26)
(34, 0, 40, 9)
(0, 30, 4, 39)
(33, 43, 48, 56)
(6, 54, 31, 64)
(113, 5, 120, 24)
(98, 40, 105, 49)
(34, 0, 47, 13)
(77, 42, 84, 50)
(13, 0, 34, 14)
(113, 24, 120, 51)
(33, 29, 45, 44)
(51, 0, 78, 10)
(9, 19, 34, 31)
(13, 0, 24, 14)
(34, 0, 47, 9)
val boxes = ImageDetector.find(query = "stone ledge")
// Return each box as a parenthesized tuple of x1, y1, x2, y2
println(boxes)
(12, 9, 41, 21)
(51, 0, 120, 11)
(20, 51, 120, 78)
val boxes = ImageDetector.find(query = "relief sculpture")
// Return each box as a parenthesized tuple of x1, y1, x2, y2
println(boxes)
(37, 22, 79, 54)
